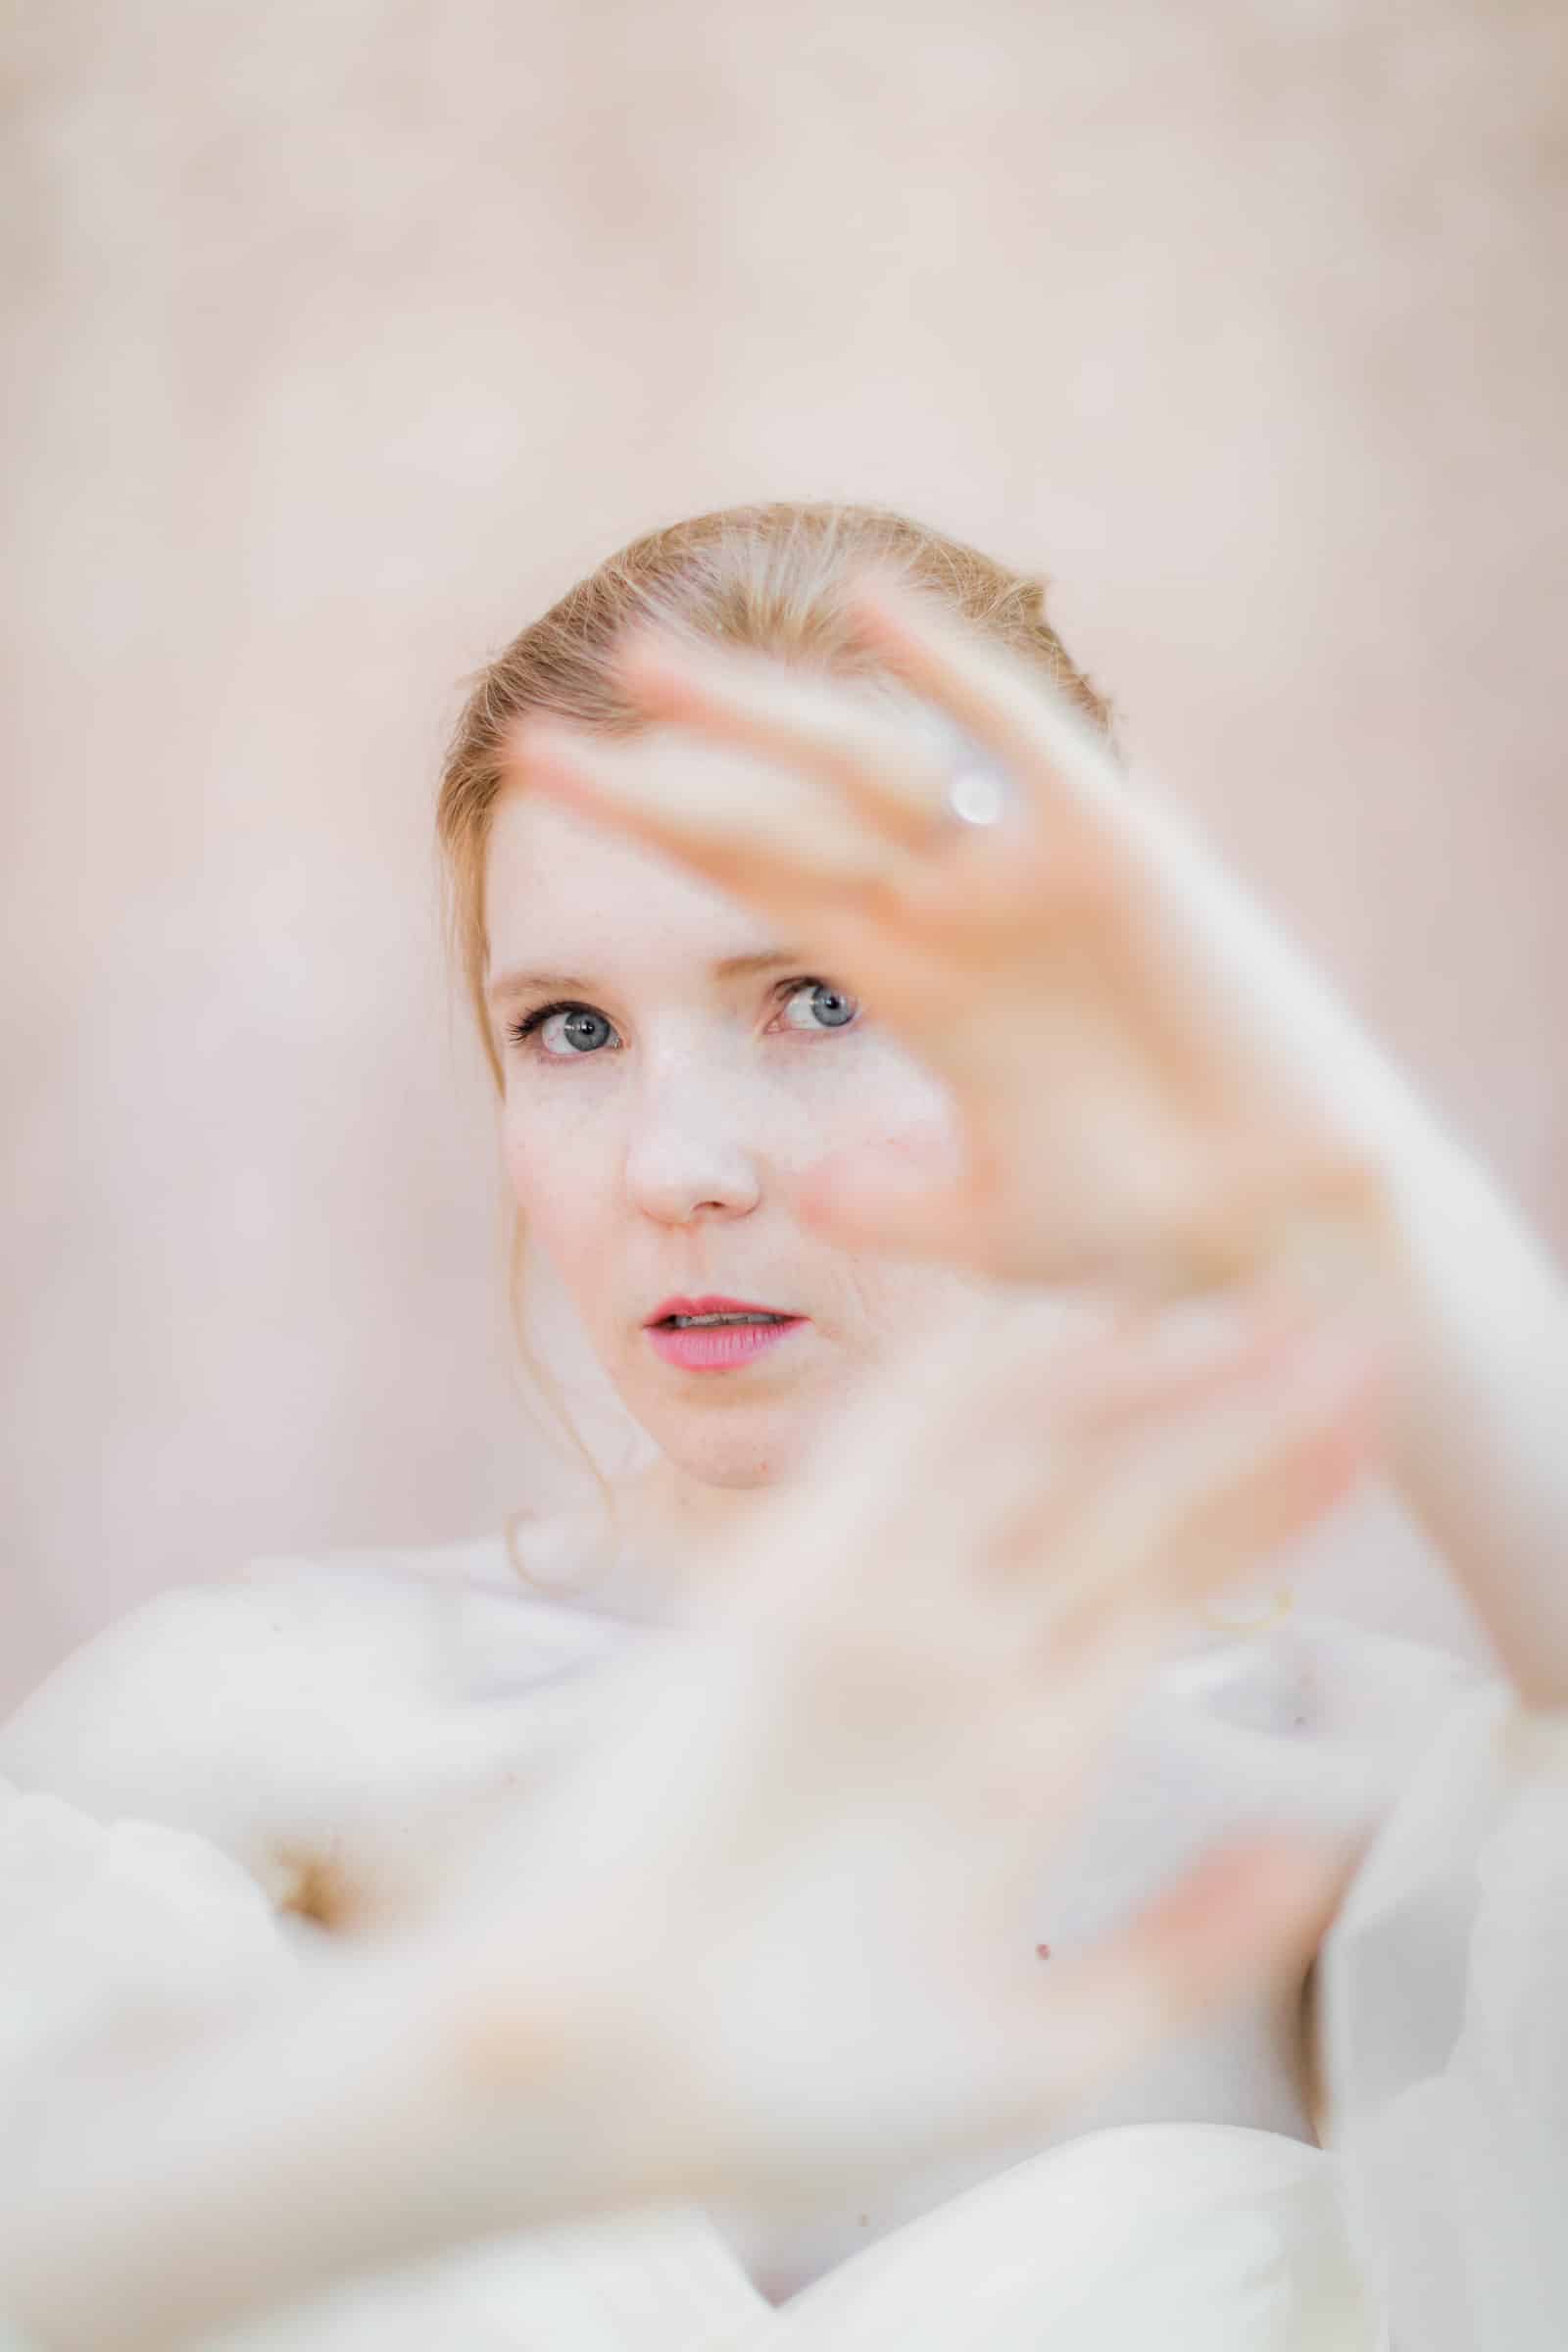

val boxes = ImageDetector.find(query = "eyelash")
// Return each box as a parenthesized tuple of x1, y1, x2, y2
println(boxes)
(506, 978, 857, 1058)
(508, 999, 605, 1050)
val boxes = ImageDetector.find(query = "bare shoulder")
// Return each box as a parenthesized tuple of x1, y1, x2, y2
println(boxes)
(0, 1575, 332, 1769)
(1, 1558, 453, 1760)
(0, 1573, 416, 1894)
(0, 1531, 628, 1912)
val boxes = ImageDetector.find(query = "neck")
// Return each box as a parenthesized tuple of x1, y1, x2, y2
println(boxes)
(606, 1452, 791, 1623)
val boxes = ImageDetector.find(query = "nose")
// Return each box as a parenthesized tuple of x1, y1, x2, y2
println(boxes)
(623, 1062, 764, 1228)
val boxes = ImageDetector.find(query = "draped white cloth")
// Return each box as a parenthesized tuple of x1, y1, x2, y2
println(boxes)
(208, 2129, 1377, 2352)
(1319, 1685, 1568, 2351)
(1, 1555, 1562, 2348)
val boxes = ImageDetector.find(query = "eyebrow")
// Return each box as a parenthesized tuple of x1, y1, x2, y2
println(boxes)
(484, 947, 803, 1007)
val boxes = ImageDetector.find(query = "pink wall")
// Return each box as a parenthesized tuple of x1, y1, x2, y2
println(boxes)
(5, 2, 1564, 1702)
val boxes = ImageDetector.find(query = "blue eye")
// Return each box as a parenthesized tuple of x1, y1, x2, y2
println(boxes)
(777, 980, 859, 1033)
(514, 1003, 619, 1057)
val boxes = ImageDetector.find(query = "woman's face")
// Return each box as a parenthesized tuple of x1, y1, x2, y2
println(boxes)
(483, 784, 979, 1488)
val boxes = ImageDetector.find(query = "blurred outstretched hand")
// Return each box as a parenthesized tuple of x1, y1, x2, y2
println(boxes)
(514, 583, 1387, 1296)
(0, 1293, 1380, 2349)
(449, 1288, 1377, 2206)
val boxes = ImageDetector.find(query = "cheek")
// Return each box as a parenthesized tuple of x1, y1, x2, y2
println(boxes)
(842, 1249, 986, 1359)
(793, 1032, 959, 1172)
(499, 1102, 614, 1298)
(794, 1042, 978, 1345)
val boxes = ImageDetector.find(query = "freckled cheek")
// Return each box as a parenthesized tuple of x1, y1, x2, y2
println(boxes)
(792, 1038, 959, 1174)
(498, 1102, 620, 1296)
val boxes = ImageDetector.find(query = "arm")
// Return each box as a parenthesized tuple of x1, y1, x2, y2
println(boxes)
(0, 1929, 652, 2352)
(1049, 761, 1568, 1706)
(1340, 1125, 1568, 1706)
(1005, 768, 1568, 1704)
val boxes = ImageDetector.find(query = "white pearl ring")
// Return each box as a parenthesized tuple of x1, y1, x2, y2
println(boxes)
(944, 749, 1014, 830)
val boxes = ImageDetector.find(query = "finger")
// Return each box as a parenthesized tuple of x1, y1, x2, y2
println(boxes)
(739, 1289, 1064, 1665)
(955, 1306, 1320, 1624)
(614, 628, 953, 850)
(1154, 1334, 1383, 1587)
(1041, 1315, 1385, 1653)
(1038, 1296, 1312, 1446)
(1206, 1142, 1394, 1305)
(1023, 1836, 1345, 2115)
(871, 1299, 1311, 1607)
(737, 1284, 1155, 1719)
(846, 572, 1123, 834)
(1132, 1132, 1393, 1301)
(508, 716, 896, 912)
(781, 1295, 1311, 1680)
(792, 1143, 978, 1268)
(939, 1315, 1383, 1827)
(797, 1136, 1200, 1291)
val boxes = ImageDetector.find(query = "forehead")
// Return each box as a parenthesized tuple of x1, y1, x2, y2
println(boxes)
(483, 783, 777, 982)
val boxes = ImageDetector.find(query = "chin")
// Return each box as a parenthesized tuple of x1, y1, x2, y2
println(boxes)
(632, 1394, 825, 1491)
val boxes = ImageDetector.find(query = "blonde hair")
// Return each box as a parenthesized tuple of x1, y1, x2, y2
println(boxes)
(436, 500, 1109, 1090)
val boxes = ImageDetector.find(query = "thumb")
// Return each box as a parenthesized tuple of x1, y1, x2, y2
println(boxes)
(1022, 1836, 1348, 2119)
(792, 1139, 974, 1265)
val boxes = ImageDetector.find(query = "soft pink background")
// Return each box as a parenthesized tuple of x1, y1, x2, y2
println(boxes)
(5, 2, 1564, 1704)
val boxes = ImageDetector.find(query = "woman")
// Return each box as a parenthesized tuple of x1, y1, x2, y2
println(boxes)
(2, 503, 1561, 2346)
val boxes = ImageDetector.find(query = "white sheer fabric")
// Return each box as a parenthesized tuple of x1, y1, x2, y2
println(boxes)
(1320, 1686, 1568, 2352)
(155, 2131, 1373, 2352)
(0, 1565, 1560, 2347)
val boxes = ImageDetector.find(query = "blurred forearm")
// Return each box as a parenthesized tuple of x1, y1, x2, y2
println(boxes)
(1138, 795, 1568, 1703)
(0, 1938, 670, 2352)
(1365, 1123, 1568, 1707)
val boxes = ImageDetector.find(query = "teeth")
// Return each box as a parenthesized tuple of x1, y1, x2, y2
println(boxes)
(669, 1312, 785, 1328)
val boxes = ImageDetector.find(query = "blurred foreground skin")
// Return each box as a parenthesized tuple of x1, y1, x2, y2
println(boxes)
(0, 1291, 1375, 2351)
(515, 572, 1568, 1703)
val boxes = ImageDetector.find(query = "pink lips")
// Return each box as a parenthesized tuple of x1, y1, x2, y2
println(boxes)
(644, 1294, 807, 1374)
